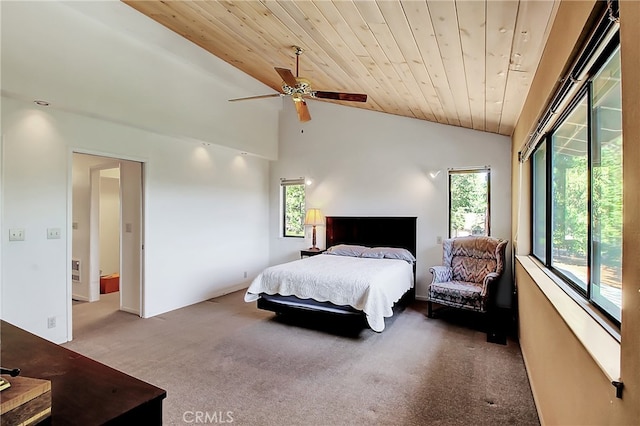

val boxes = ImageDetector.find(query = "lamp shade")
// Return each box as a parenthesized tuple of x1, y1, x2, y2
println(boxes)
(304, 208, 324, 226)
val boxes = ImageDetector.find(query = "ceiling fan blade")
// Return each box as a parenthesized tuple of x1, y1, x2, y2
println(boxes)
(313, 91, 367, 103)
(294, 100, 311, 122)
(228, 93, 283, 102)
(275, 67, 298, 87)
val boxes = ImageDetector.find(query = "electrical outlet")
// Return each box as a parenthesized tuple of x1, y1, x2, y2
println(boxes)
(9, 228, 25, 241)
(47, 316, 56, 329)
(243, 271, 248, 279)
(47, 228, 61, 239)
(436, 236, 443, 244)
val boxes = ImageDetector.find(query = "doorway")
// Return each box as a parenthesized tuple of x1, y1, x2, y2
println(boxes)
(71, 153, 144, 336)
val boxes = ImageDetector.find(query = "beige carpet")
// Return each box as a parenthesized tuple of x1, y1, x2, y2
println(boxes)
(64, 291, 539, 425)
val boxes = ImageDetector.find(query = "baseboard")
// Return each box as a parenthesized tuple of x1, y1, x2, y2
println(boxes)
(143, 282, 251, 319)
(72, 294, 89, 302)
(415, 295, 429, 302)
(208, 282, 250, 300)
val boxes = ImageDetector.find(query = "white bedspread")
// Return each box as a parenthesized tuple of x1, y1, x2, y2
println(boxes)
(244, 254, 413, 332)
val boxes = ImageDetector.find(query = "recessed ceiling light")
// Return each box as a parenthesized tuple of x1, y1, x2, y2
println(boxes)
(34, 100, 50, 107)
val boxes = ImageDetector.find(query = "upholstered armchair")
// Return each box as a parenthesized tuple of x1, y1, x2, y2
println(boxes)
(428, 236, 508, 318)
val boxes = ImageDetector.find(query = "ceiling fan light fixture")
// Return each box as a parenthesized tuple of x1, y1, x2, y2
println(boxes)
(229, 46, 367, 122)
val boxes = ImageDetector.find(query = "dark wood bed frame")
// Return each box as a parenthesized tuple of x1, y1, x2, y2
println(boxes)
(257, 216, 417, 321)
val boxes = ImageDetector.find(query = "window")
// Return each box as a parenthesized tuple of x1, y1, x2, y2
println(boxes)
(552, 93, 589, 291)
(590, 47, 623, 319)
(449, 169, 490, 238)
(531, 41, 622, 324)
(281, 178, 306, 238)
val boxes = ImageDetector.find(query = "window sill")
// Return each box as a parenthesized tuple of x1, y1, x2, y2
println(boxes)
(516, 255, 621, 382)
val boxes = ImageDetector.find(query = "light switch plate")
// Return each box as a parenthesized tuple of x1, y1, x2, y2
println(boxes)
(9, 228, 25, 241)
(47, 228, 61, 239)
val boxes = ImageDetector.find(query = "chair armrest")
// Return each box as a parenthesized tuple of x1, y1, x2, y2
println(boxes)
(429, 266, 453, 283)
(481, 272, 501, 296)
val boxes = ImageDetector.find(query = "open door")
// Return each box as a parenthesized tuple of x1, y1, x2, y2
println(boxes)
(119, 160, 142, 315)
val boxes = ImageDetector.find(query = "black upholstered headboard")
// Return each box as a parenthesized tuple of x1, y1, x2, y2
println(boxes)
(325, 216, 417, 256)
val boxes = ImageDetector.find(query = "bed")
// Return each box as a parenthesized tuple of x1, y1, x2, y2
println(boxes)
(245, 216, 417, 332)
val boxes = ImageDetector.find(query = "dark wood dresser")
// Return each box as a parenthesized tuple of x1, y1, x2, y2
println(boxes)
(0, 320, 166, 425)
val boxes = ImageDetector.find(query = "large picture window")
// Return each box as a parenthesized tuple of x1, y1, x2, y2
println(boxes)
(551, 94, 589, 291)
(449, 169, 490, 238)
(281, 178, 306, 238)
(531, 42, 622, 324)
(590, 47, 623, 319)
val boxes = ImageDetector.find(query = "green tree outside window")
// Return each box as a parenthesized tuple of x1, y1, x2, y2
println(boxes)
(449, 170, 490, 238)
(283, 184, 305, 237)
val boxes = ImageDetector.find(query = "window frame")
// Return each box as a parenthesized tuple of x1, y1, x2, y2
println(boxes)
(532, 144, 547, 262)
(530, 34, 622, 327)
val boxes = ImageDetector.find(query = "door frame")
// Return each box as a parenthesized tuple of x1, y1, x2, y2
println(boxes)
(67, 150, 146, 341)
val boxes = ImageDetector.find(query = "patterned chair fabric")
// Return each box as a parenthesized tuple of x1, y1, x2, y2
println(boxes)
(428, 236, 508, 314)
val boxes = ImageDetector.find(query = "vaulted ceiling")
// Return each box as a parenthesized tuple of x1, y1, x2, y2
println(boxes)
(123, 1, 559, 136)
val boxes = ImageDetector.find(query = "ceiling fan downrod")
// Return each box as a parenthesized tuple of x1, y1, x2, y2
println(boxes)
(294, 46, 303, 78)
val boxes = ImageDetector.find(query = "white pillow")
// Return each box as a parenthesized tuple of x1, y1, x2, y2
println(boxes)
(361, 247, 416, 263)
(325, 244, 370, 257)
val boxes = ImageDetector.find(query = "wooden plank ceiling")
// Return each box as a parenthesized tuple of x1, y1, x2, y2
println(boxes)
(123, 0, 559, 136)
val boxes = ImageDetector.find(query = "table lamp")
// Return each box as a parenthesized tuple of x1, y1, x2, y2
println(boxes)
(304, 208, 324, 251)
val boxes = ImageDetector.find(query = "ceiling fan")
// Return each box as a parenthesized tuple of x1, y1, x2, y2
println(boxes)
(229, 46, 368, 122)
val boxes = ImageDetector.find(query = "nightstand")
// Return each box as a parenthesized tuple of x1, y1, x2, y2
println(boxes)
(300, 249, 326, 258)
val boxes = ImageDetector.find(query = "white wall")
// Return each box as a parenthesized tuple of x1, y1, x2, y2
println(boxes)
(71, 155, 91, 301)
(1, 97, 272, 343)
(271, 100, 513, 304)
(1, 1, 280, 159)
(99, 174, 120, 277)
